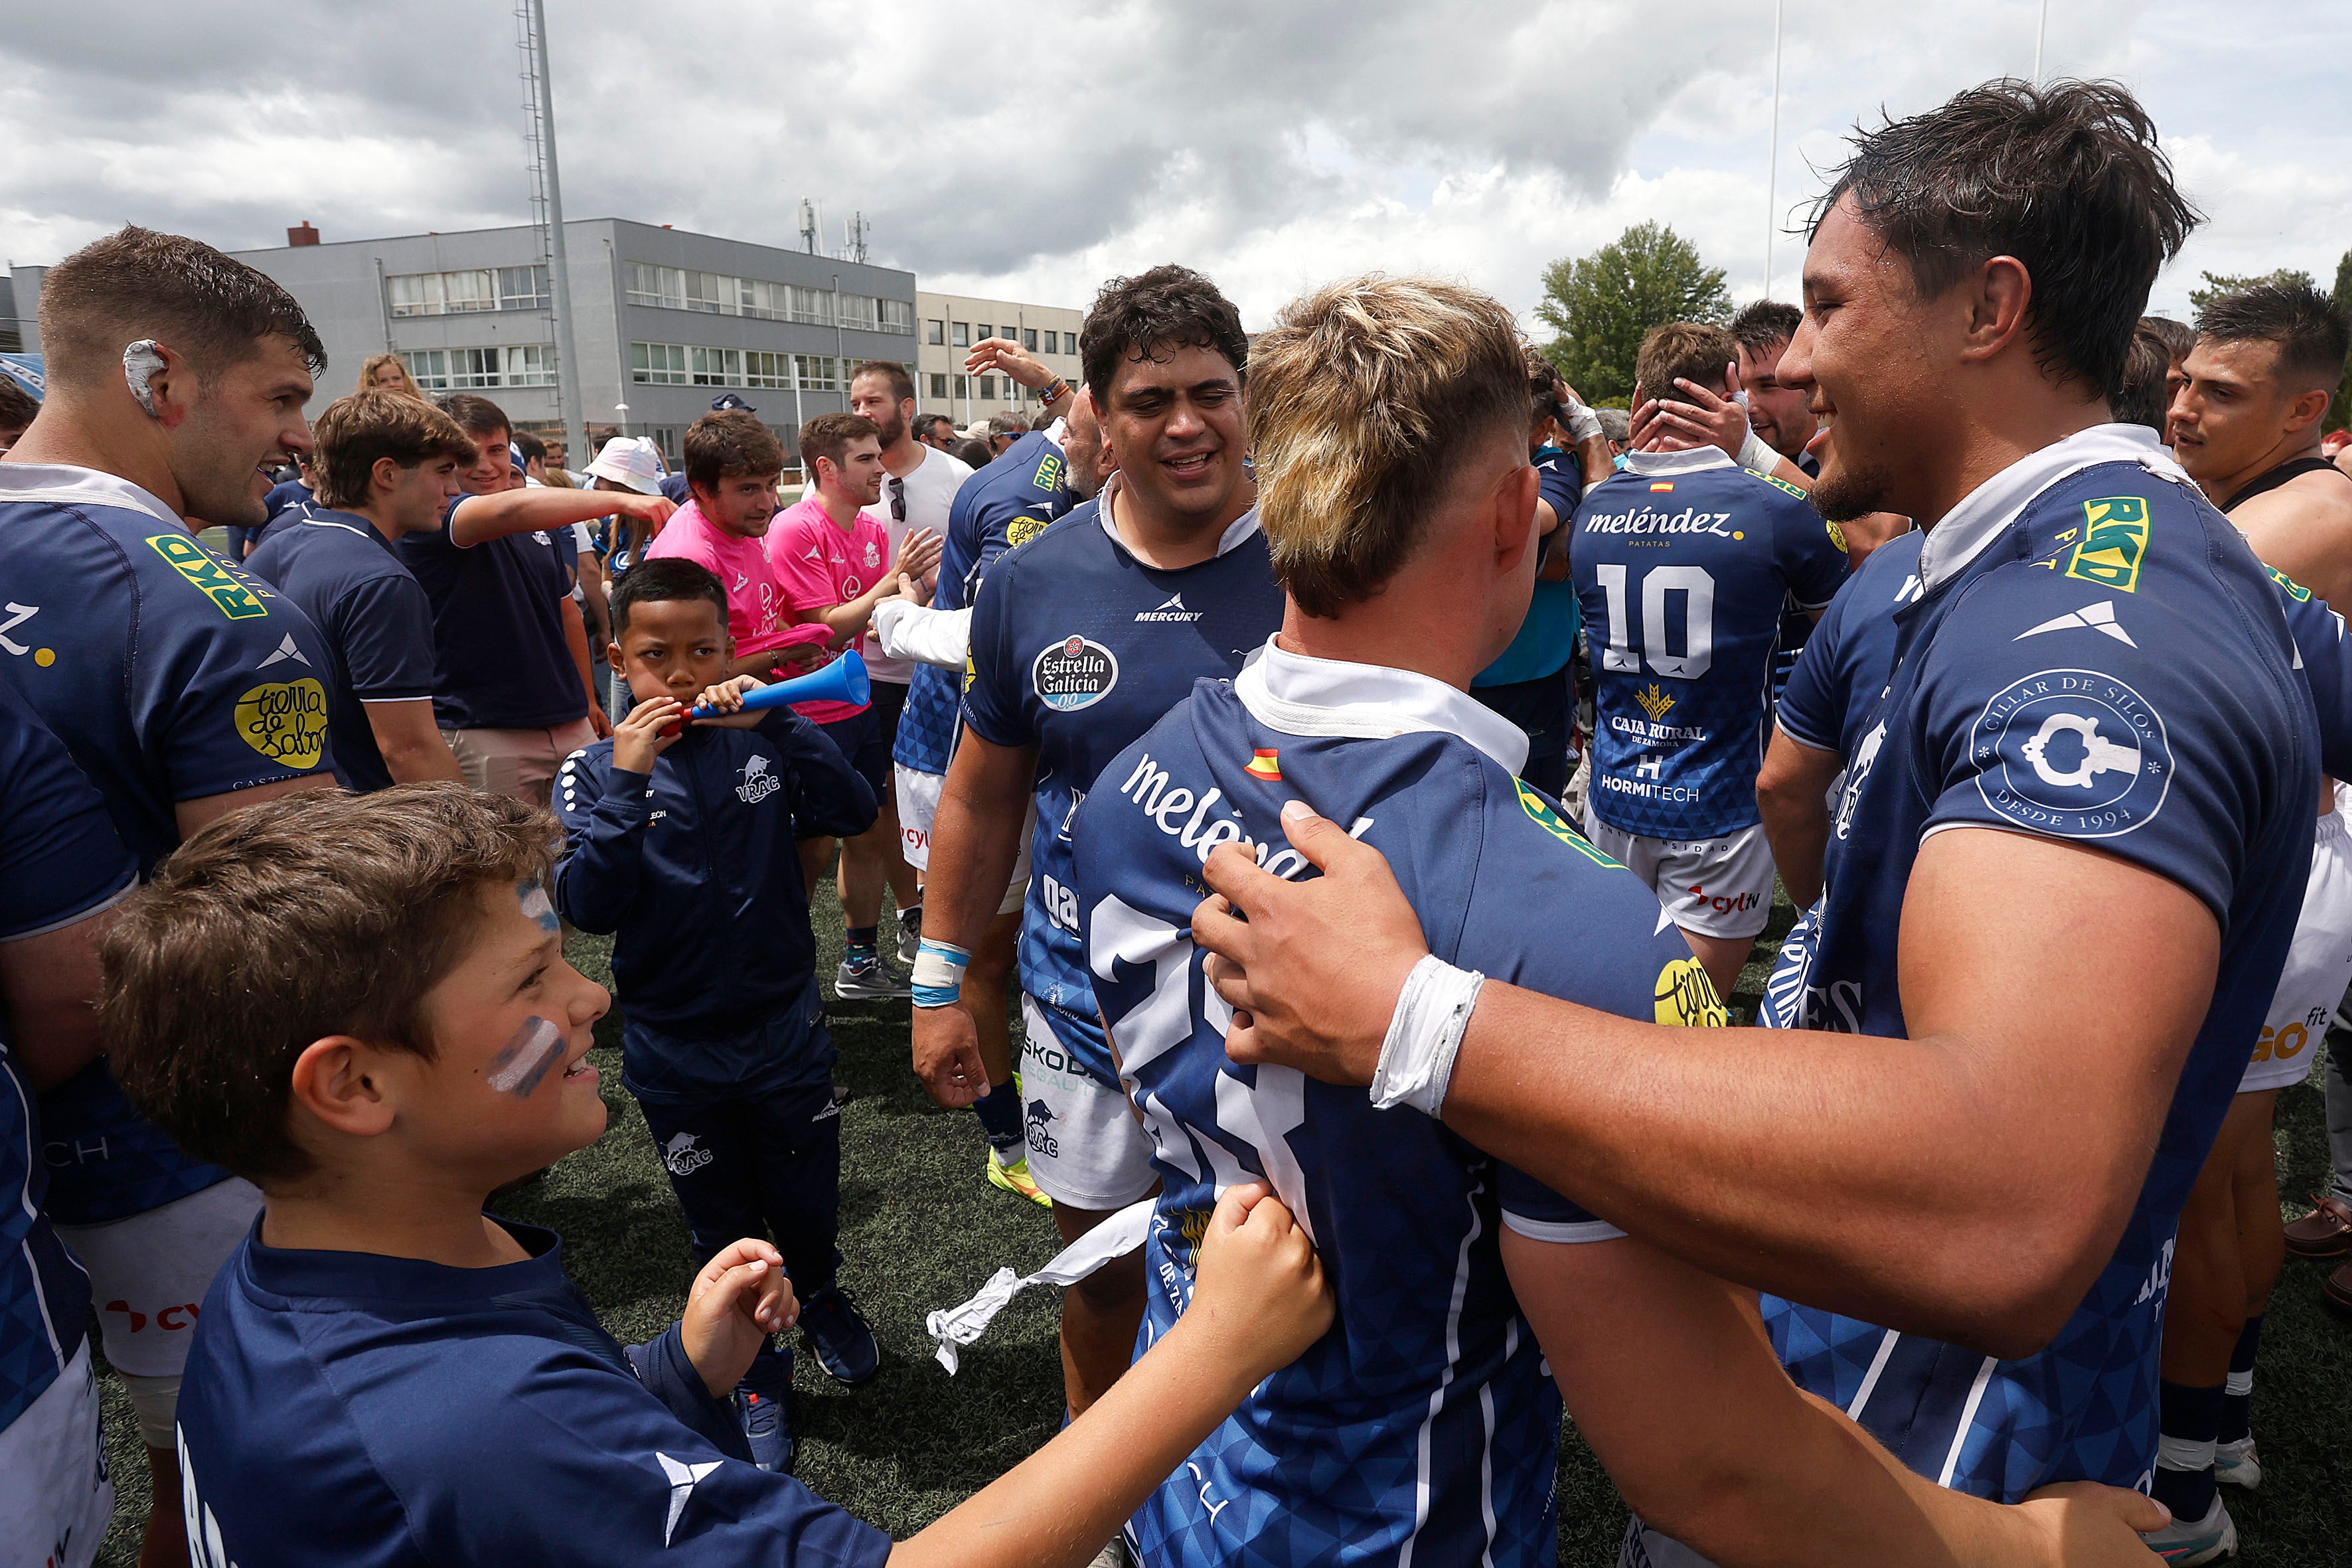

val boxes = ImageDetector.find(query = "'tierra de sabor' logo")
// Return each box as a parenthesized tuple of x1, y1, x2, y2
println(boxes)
(234, 678, 327, 768)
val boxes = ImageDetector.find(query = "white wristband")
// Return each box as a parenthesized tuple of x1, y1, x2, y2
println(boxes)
(1561, 396, 1604, 444)
(1369, 955, 1485, 1117)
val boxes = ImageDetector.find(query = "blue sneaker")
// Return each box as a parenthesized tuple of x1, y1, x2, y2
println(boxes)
(736, 1353, 795, 1473)
(799, 1285, 880, 1385)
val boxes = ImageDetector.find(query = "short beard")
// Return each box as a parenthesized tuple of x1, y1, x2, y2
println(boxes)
(873, 406, 906, 448)
(1810, 453, 1897, 524)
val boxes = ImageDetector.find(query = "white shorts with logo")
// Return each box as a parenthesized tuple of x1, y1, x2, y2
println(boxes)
(54, 1176, 262, 1380)
(2244, 802, 2352, 1093)
(1583, 809, 1775, 941)
(1019, 997, 1158, 1212)
(0, 1339, 111, 1568)
(895, 763, 1033, 915)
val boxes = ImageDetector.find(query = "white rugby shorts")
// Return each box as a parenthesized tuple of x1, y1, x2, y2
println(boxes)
(2244, 800, 2352, 1093)
(0, 1340, 110, 1568)
(1018, 997, 1158, 1212)
(1582, 810, 1775, 941)
(54, 1176, 262, 1380)
(894, 763, 1032, 915)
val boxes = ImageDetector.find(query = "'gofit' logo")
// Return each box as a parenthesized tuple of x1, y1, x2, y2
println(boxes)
(234, 678, 327, 767)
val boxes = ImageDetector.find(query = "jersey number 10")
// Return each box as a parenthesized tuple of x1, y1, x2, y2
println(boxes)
(1595, 564, 1716, 680)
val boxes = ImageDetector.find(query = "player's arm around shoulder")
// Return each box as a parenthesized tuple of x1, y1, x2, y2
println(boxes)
(1502, 1228, 2169, 1568)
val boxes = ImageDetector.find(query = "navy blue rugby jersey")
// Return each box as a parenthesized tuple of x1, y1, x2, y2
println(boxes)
(1573, 447, 1848, 839)
(961, 487, 1283, 1083)
(1763, 427, 2317, 1500)
(1071, 641, 1727, 1568)
(0, 462, 331, 1222)
(398, 494, 586, 731)
(246, 509, 437, 792)
(0, 680, 135, 1427)
(1776, 528, 1925, 763)
(177, 1217, 890, 1568)
(895, 430, 1071, 776)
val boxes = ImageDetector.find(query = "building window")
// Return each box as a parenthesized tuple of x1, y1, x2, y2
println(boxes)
(630, 342, 689, 385)
(1023, 327, 1038, 352)
(387, 268, 499, 317)
(837, 293, 880, 332)
(927, 319, 945, 346)
(1040, 330, 1055, 354)
(929, 373, 948, 398)
(497, 266, 551, 310)
(684, 270, 733, 315)
(977, 376, 996, 400)
(795, 354, 838, 392)
(789, 286, 832, 325)
(408, 345, 554, 389)
(951, 321, 970, 348)
(626, 264, 686, 311)
(401, 349, 449, 390)
(745, 351, 793, 390)
(740, 278, 790, 321)
(878, 298, 915, 334)
(954, 374, 969, 399)
(689, 346, 743, 386)
(647, 426, 681, 465)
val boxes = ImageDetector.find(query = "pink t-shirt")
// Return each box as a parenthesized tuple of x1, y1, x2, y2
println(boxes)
(765, 495, 889, 723)
(641, 500, 828, 665)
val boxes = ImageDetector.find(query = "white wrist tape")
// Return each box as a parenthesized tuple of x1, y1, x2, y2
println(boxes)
(1561, 396, 1604, 444)
(911, 938, 970, 1009)
(1737, 428, 1779, 473)
(1369, 955, 1484, 1117)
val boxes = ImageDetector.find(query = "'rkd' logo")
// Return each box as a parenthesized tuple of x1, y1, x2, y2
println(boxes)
(2065, 497, 2148, 593)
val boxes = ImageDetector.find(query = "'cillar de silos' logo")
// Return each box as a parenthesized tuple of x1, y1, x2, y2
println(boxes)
(1972, 668, 2170, 839)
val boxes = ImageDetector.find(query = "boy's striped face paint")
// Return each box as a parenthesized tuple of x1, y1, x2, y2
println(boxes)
(518, 878, 559, 933)
(486, 1016, 566, 1097)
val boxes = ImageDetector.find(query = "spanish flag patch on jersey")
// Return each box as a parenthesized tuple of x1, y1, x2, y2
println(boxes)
(1245, 749, 1282, 781)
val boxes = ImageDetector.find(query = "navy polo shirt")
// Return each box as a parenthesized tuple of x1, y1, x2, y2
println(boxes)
(247, 509, 439, 791)
(398, 495, 588, 732)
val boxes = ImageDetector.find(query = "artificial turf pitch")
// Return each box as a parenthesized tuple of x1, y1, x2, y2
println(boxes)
(96, 886, 2351, 1564)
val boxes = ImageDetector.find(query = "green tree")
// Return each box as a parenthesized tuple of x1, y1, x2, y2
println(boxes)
(2332, 250, 2352, 433)
(1535, 222, 1730, 407)
(2186, 266, 2315, 313)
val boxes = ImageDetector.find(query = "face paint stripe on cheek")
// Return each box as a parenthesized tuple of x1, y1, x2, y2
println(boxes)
(518, 878, 560, 933)
(485, 1016, 566, 1097)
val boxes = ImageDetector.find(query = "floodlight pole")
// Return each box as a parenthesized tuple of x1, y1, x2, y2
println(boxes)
(1764, 0, 1784, 299)
(2034, 0, 2049, 84)
(525, 0, 587, 469)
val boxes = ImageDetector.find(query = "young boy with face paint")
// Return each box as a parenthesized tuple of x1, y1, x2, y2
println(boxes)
(552, 554, 882, 1472)
(97, 784, 1332, 1568)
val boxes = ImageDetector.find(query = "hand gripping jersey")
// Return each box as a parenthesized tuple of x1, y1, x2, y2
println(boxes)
(1573, 448, 1849, 839)
(894, 431, 1073, 777)
(1763, 426, 2317, 1500)
(0, 463, 334, 1223)
(0, 682, 134, 1431)
(177, 1217, 891, 1568)
(1071, 641, 1727, 1568)
(960, 489, 1284, 1083)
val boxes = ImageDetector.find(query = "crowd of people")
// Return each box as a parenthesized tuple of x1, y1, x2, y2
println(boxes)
(1, 72, 2349, 1568)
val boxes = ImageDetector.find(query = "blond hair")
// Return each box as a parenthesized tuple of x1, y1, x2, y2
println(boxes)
(1249, 275, 1528, 617)
(355, 352, 426, 401)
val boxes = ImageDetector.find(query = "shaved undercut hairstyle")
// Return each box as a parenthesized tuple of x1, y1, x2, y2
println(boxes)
(2195, 282, 2352, 394)
(38, 225, 327, 391)
(1249, 274, 1528, 619)
(1634, 322, 1741, 407)
(100, 785, 558, 1185)
(1808, 78, 2199, 400)
(1080, 265, 1249, 405)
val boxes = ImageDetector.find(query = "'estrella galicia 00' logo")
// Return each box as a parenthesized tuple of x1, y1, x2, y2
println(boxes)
(1033, 635, 1119, 712)
(1972, 667, 2171, 838)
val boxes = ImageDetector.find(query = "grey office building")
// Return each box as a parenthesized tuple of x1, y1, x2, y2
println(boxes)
(218, 219, 918, 468)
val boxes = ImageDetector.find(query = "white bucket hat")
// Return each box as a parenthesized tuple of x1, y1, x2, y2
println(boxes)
(584, 435, 666, 495)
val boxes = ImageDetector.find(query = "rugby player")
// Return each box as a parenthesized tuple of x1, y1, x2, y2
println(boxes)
(0, 224, 342, 1568)
(2154, 281, 2352, 1558)
(911, 266, 1279, 1436)
(1071, 272, 2167, 1568)
(883, 395, 1110, 1203)
(1571, 320, 1849, 996)
(0, 683, 139, 1568)
(1192, 81, 2320, 1550)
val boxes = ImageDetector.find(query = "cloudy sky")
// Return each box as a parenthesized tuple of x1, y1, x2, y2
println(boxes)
(3, 0, 2345, 329)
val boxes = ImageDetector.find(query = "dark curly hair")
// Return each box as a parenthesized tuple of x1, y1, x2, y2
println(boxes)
(1080, 264, 1248, 404)
(1807, 78, 2200, 400)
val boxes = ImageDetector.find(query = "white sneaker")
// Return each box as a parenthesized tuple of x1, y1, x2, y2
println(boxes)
(898, 920, 921, 967)
(1084, 1538, 1132, 1568)
(2142, 1493, 2238, 1564)
(2213, 1436, 2260, 1490)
